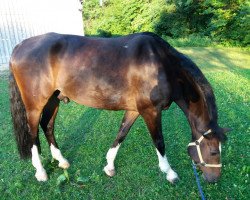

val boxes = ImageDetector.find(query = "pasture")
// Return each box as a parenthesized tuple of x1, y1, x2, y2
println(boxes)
(0, 47, 249, 199)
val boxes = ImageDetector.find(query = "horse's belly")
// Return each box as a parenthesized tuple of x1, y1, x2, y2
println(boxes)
(63, 87, 136, 111)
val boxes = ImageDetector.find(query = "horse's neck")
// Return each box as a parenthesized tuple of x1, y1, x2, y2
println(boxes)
(175, 98, 209, 137)
(168, 61, 211, 135)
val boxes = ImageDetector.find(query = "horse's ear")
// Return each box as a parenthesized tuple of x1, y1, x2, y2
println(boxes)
(216, 127, 231, 142)
(221, 127, 232, 134)
(212, 127, 227, 142)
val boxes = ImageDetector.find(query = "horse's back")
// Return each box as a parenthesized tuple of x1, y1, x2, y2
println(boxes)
(10, 32, 172, 111)
(10, 32, 167, 70)
(11, 33, 58, 60)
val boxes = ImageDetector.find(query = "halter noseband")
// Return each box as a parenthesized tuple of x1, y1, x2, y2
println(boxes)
(188, 129, 222, 168)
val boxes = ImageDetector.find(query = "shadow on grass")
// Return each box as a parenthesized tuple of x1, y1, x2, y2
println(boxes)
(60, 107, 102, 154)
(43, 105, 104, 176)
(179, 47, 250, 85)
(207, 48, 249, 78)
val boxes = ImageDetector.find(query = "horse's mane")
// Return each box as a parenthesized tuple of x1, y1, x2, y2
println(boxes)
(141, 32, 229, 141)
(146, 30, 218, 126)
(136, 32, 219, 125)
(176, 52, 218, 123)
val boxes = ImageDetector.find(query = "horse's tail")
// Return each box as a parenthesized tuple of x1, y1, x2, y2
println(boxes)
(9, 68, 32, 159)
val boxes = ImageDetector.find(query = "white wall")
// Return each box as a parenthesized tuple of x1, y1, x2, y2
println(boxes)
(0, 0, 84, 69)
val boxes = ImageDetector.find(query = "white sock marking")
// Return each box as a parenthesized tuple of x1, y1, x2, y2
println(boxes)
(50, 144, 70, 169)
(156, 149, 179, 183)
(219, 142, 222, 155)
(156, 150, 171, 173)
(105, 144, 120, 170)
(31, 145, 48, 181)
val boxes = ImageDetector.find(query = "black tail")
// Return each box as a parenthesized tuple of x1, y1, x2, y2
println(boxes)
(9, 70, 32, 159)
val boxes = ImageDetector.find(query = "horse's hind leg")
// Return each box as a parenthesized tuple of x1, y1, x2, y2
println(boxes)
(140, 107, 179, 183)
(40, 92, 70, 169)
(104, 111, 139, 177)
(27, 108, 48, 181)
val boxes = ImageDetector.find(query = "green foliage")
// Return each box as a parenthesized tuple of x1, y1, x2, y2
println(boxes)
(163, 34, 214, 47)
(155, 0, 250, 46)
(57, 174, 67, 186)
(84, 0, 166, 36)
(83, 0, 249, 46)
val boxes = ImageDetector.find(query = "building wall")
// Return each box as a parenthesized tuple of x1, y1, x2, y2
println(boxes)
(0, 0, 84, 69)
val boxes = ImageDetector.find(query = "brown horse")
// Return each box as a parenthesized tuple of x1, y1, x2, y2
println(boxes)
(9, 32, 229, 183)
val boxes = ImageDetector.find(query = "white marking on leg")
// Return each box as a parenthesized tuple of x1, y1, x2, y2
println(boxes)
(156, 150, 171, 173)
(31, 145, 48, 181)
(219, 142, 221, 155)
(50, 144, 70, 169)
(104, 144, 120, 177)
(156, 149, 179, 183)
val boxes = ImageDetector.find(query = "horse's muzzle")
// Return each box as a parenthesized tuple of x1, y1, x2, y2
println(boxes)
(202, 173, 220, 183)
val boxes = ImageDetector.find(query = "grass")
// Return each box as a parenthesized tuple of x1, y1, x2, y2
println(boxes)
(0, 47, 249, 200)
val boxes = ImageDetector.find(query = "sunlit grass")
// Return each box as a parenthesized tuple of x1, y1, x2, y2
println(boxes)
(0, 47, 249, 199)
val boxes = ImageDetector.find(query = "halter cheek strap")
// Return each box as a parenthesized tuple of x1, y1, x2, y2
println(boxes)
(188, 129, 222, 168)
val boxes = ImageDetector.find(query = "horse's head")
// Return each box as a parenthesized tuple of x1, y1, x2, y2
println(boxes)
(187, 127, 230, 183)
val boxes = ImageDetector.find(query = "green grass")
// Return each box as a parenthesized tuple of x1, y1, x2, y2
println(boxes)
(0, 47, 249, 200)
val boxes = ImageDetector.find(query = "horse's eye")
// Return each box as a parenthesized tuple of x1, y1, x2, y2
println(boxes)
(210, 150, 219, 156)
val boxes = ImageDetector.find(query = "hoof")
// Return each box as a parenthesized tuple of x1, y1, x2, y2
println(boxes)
(58, 159, 70, 169)
(104, 166, 116, 177)
(167, 170, 179, 184)
(35, 169, 48, 182)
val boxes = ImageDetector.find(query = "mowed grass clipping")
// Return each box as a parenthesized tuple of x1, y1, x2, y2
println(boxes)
(0, 47, 249, 200)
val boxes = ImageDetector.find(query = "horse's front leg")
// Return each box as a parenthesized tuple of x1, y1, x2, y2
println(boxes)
(104, 111, 139, 177)
(140, 107, 179, 183)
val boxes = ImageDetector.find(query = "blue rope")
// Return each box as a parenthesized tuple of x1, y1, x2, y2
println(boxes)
(192, 162, 206, 200)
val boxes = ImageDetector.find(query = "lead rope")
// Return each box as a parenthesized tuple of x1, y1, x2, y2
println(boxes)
(192, 162, 206, 200)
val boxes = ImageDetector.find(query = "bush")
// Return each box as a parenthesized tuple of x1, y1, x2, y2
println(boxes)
(83, 0, 249, 47)
(162, 34, 214, 47)
(96, 29, 112, 37)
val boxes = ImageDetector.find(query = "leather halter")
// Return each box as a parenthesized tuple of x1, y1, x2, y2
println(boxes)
(188, 129, 222, 168)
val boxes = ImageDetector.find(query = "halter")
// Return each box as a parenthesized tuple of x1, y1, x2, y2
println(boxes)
(188, 129, 222, 168)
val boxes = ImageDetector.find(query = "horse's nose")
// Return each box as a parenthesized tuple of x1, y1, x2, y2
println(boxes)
(202, 173, 220, 183)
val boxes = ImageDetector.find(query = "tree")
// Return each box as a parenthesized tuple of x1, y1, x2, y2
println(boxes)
(83, 0, 249, 46)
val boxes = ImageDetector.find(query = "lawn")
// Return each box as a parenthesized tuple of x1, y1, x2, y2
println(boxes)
(0, 47, 249, 200)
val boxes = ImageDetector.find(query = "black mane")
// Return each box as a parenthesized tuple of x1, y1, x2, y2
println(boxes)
(179, 53, 218, 122)
(138, 32, 219, 129)
(171, 49, 228, 141)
